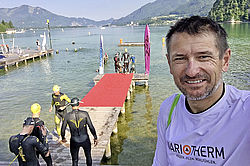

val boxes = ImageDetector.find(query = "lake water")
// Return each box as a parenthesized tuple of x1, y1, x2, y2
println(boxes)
(0, 23, 249, 165)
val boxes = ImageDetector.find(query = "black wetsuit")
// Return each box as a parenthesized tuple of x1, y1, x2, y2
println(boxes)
(61, 109, 97, 166)
(122, 52, 130, 73)
(114, 56, 120, 73)
(51, 92, 70, 118)
(51, 92, 71, 136)
(32, 118, 52, 166)
(9, 134, 48, 166)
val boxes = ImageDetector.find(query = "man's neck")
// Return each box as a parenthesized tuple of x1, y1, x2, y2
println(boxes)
(20, 129, 30, 135)
(186, 83, 225, 114)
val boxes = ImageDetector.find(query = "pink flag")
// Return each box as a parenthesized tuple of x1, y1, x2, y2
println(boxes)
(144, 25, 150, 75)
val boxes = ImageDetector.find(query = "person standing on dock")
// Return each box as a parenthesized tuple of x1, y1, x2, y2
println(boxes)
(61, 97, 98, 166)
(36, 39, 41, 51)
(31, 103, 53, 166)
(130, 54, 136, 73)
(114, 52, 120, 73)
(122, 48, 130, 73)
(153, 16, 250, 166)
(49, 85, 71, 137)
(9, 117, 50, 165)
(104, 52, 109, 64)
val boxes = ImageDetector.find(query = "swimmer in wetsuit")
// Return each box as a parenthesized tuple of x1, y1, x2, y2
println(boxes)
(31, 103, 53, 166)
(49, 85, 71, 136)
(114, 52, 120, 73)
(9, 117, 49, 166)
(122, 48, 130, 73)
(61, 97, 98, 166)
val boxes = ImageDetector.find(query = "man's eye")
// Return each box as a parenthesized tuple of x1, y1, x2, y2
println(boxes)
(199, 56, 211, 59)
(174, 57, 185, 61)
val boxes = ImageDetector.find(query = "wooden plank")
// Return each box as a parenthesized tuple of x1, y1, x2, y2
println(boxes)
(118, 42, 144, 47)
(0, 49, 53, 70)
(44, 107, 121, 165)
(93, 73, 148, 85)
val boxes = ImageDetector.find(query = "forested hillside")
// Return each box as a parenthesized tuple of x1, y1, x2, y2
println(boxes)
(0, 20, 14, 32)
(208, 0, 249, 22)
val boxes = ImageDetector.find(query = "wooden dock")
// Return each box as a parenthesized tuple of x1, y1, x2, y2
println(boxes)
(94, 73, 149, 87)
(0, 49, 53, 71)
(118, 42, 144, 47)
(42, 73, 135, 165)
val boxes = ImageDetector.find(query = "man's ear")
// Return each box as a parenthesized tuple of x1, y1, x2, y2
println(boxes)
(166, 54, 173, 74)
(222, 48, 231, 72)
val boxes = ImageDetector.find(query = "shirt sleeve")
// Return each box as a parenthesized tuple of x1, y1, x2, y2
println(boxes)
(86, 112, 97, 139)
(153, 95, 176, 166)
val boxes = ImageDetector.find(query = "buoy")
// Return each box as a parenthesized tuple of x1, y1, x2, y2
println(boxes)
(88, 32, 91, 36)
(56, 50, 59, 54)
(66, 48, 69, 51)
(74, 48, 77, 52)
(162, 37, 165, 46)
(120, 38, 123, 44)
(72, 41, 75, 45)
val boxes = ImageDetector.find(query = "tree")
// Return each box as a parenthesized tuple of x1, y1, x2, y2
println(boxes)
(208, 0, 249, 22)
(8, 21, 14, 28)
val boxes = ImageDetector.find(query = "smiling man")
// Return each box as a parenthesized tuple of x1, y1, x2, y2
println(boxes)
(153, 16, 250, 166)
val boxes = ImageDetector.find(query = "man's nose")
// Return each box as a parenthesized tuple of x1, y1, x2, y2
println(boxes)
(185, 59, 200, 77)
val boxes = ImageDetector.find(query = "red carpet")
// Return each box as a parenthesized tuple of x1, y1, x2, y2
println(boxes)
(80, 73, 133, 107)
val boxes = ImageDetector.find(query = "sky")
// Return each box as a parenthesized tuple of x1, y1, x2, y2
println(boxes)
(0, 0, 156, 21)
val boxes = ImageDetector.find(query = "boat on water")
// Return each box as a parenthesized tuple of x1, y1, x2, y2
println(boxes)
(16, 29, 26, 34)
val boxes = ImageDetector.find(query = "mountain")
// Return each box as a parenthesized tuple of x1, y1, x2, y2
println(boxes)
(0, 0, 225, 29)
(113, 0, 216, 25)
(170, 0, 216, 16)
(113, 0, 189, 25)
(0, 5, 113, 28)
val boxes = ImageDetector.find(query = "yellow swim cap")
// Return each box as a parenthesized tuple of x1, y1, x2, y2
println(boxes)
(53, 85, 60, 92)
(31, 103, 41, 114)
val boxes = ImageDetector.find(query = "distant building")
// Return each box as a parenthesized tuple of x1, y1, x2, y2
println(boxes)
(6, 28, 16, 34)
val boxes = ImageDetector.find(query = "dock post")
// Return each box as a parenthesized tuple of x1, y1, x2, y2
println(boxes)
(130, 83, 133, 92)
(39, 56, 42, 60)
(33, 57, 35, 62)
(16, 62, 18, 67)
(4, 65, 8, 71)
(24, 59, 27, 65)
(132, 81, 135, 89)
(105, 139, 111, 159)
(121, 103, 125, 114)
(126, 90, 130, 100)
(112, 122, 118, 134)
(145, 81, 148, 88)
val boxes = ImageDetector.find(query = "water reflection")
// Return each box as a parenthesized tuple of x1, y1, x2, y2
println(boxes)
(40, 59, 52, 75)
(102, 86, 155, 165)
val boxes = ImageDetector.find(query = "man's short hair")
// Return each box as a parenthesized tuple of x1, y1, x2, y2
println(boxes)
(23, 117, 35, 126)
(166, 16, 229, 59)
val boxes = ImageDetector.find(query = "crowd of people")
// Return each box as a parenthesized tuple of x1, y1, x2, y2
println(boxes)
(113, 48, 136, 73)
(9, 85, 98, 166)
